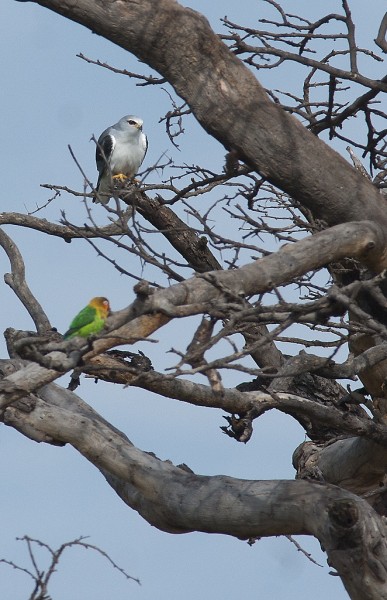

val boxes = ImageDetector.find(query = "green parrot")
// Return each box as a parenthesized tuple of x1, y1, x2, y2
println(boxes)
(63, 297, 110, 339)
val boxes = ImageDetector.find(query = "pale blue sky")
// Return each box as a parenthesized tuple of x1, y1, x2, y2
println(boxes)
(1, 1, 385, 598)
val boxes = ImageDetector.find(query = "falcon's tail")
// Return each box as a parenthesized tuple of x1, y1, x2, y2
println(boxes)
(93, 173, 111, 204)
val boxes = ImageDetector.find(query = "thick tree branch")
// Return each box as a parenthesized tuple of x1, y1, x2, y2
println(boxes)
(3, 354, 387, 503)
(1, 221, 383, 415)
(294, 437, 387, 497)
(2, 381, 387, 600)
(25, 0, 387, 242)
(90, 220, 386, 357)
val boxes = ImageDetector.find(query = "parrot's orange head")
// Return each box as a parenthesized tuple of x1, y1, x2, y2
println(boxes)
(89, 296, 110, 317)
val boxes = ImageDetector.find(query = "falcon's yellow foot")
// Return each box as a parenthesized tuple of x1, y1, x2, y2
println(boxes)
(112, 173, 128, 183)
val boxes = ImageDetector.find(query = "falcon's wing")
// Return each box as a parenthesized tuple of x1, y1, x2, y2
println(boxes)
(141, 133, 148, 167)
(96, 133, 116, 179)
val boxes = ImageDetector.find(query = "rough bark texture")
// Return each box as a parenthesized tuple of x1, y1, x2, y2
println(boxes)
(5, 2, 387, 598)
(2, 377, 387, 599)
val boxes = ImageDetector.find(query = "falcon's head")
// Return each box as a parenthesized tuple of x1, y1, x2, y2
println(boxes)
(119, 115, 143, 132)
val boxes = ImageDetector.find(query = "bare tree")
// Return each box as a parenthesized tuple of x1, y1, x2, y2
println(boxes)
(4, 1, 387, 598)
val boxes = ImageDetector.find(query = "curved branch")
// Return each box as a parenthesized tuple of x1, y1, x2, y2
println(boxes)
(2, 382, 387, 600)
(0, 229, 51, 333)
(0, 210, 133, 240)
(375, 12, 387, 53)
(86, 357, 387, 445)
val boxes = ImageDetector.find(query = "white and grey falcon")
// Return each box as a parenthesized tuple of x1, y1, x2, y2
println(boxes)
(94, 115, 148, 203)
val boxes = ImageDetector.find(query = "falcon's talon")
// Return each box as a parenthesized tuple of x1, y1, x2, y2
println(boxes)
(112, 173, 128, 182)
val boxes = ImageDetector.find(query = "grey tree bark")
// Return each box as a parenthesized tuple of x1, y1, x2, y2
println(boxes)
(5, 1, 387, 598)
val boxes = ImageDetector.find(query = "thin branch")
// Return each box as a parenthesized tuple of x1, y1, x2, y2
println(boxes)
(0, 535, 140, 600)
(77, 52, 166, 85)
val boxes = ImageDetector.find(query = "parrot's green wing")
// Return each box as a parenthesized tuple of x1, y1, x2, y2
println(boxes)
(64, 305, 97, 339)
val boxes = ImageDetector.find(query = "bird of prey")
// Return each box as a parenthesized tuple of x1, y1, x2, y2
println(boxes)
(94, 115, 148, 204)
(63, 297, 110, 339)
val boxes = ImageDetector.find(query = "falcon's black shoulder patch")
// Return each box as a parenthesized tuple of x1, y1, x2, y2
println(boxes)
(96, 134, 115, 173)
